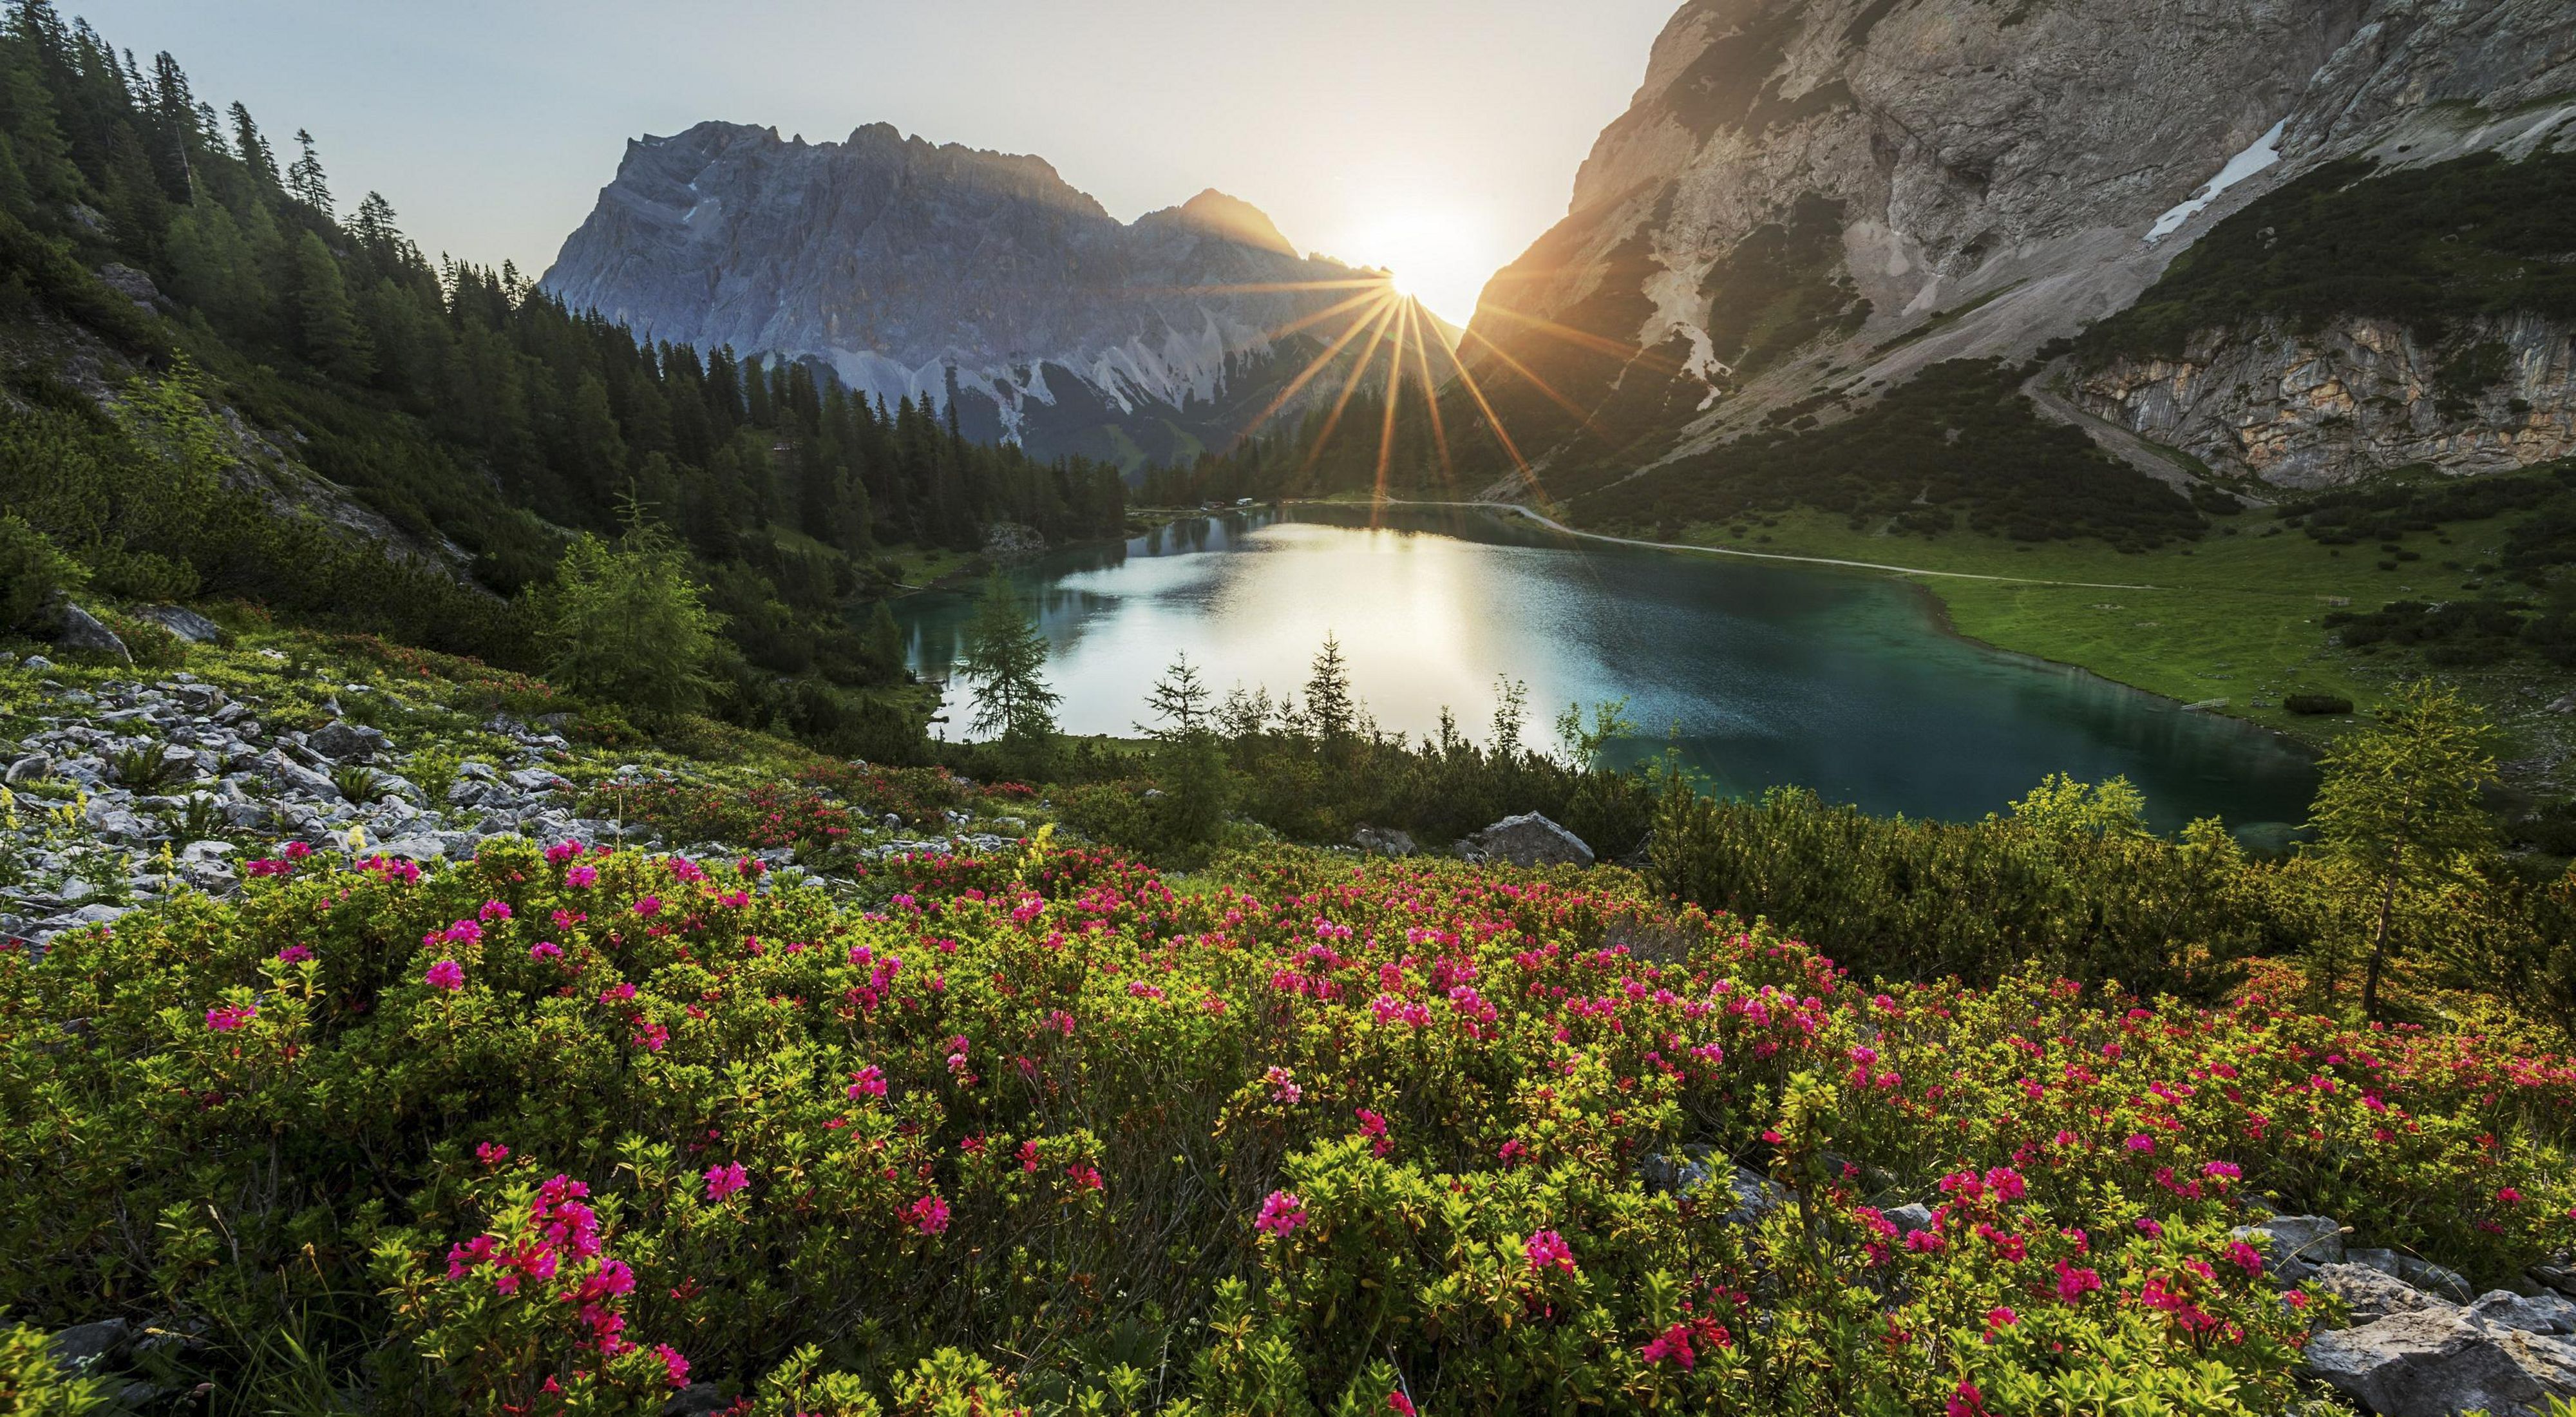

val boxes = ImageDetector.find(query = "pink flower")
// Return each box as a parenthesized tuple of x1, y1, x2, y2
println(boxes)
(2135, 1217, 2165, 1239)
(703, 1162, 748, 1201)
(2225, 1241, 2264, 1275)
(907, 1194, 951, 1235)
(652, 1343, 689, 1389)
(1264, 1065, 1302, 1105)
(2124, 1134, 2155, 1154)
(424, 958, 465, 991)
(634, 895, 663, 918)
(2499, 1187, 2524, 1204)
(847, 1065, 888, 1099)
(476, 1141, 510, 1166)
(1948, 1381, 1989, 1417)
(283, 841, 312, 861)
(1524, 1229, 1575, 1274)
(1985, 1306, 2018, 1331)
(205, 1002, 256, 1032)
(275, 944, 313, 964)
(1255, 1190, 1307, 1237)
(1387, 1394, 1416, 1417)
(565, 864, 598, 888)
(529, 940, 562, 960)
(478, 900, 512, 922)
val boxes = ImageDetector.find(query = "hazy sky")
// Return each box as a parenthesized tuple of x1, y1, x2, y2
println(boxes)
(71, 1, 1679, 323)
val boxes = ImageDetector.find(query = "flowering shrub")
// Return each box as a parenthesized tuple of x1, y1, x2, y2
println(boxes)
(2, 841, 2572, 1412)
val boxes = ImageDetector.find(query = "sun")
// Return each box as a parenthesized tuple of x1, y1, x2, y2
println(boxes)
(1341, 204, 1497, 327)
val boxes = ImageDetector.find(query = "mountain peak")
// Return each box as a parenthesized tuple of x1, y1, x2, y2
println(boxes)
(1140, 189, 1298, 256)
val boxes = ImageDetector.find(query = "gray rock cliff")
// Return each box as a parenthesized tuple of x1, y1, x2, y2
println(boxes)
(1458, 0, 2576, 491)
(542, 122, 1383, 471)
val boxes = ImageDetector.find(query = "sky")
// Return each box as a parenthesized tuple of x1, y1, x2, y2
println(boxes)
(70, 0, 1680, 325)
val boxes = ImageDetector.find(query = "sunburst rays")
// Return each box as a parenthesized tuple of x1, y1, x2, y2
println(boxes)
(1187, 261, 1666, 511)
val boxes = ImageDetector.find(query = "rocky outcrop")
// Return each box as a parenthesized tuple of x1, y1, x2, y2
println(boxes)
(1452, 0, 2576, 492)
(1463, 813, 1595, 868)
(2071, 312, 2576, 486)
(542, 122, 1381, 471)
(0, 669, 1023, 948)
(48, 602, 128, 663)
(2307, 1308, 2576, 1417)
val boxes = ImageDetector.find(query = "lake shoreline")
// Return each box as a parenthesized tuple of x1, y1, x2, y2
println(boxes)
(905, 502, 2321, 830)
(1288, 495, 2334, 755)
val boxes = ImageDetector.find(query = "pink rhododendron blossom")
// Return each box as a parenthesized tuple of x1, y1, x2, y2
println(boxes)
(424, 958, 464, 991)
(1255, 1190, 1307, 1237)
(275, 944, 313, 963)
(565, 864, 598, 888)
(206, 1002, 256, 1031)
(1524, 1229, 1575, 1273)
(907, 1194, 951, 1235)
(703, 1162, 748, 1201)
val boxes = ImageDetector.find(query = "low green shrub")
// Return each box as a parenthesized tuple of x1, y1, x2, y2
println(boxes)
(3, 839, 2571, 1412)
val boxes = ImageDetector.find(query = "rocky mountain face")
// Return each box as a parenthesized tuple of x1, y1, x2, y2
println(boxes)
(1463, 0, 2576, 497)
(2074, 312, 2576, 489)
(542, 122, 1376, 473)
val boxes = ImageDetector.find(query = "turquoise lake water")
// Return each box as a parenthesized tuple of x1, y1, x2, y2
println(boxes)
(895, 505, 2319, 836)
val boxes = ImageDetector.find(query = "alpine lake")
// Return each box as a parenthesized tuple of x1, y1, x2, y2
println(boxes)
(893, 504, 2319, 842)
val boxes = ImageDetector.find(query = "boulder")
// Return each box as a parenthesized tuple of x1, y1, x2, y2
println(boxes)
(49, 1317, 129, 1370)
(2232, 1213, 2345, 1279)
(2473, 1291, 2576, 1336)
(1638, 1146, 1779, 1226)
(49, 603, 129, 663)
(2313, 1264, 2448, 1324)
(2349, 1249, 2477, 1303)
(138, 605, 222, 644)
(374, 835, 447, 863)
(1350, 825, 1418, 858)
(5, 753, 50, 785)
(2306, 1308, 2576, 1417)
(661, 1383, 732, 1416)
(1463, 813, 1594, 869)
(307, 720, 390, 762)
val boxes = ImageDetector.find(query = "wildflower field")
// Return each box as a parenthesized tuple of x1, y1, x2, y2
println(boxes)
(6, 837, 2576, 1414)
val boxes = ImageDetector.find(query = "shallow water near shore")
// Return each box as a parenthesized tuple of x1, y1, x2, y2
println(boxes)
(894, 504, 2319, 837)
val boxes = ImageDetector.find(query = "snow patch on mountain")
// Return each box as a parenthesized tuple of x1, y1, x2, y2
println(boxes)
(2147, 120, 2287, 242)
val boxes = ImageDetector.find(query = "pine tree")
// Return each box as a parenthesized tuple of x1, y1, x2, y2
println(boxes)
(225, 100, 274, 185)
(2309, 680, 2499, 1020)
(285, 127, 329, 213)
(532, 500, 724, 720)
(958, 571, 1059, 749)
(1303, 633, 1356, 745)
(290, 230, 372, 381)
(1142, 652, 1211, 735)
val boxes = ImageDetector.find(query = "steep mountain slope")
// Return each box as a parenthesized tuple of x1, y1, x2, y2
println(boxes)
(542, 122, 1378, 473)
(1457, 0, 2576, 500)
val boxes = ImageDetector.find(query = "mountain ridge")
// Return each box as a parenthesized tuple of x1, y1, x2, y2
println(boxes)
(1454, 0, 2576, 500)
(542, 120, 1379, 473)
